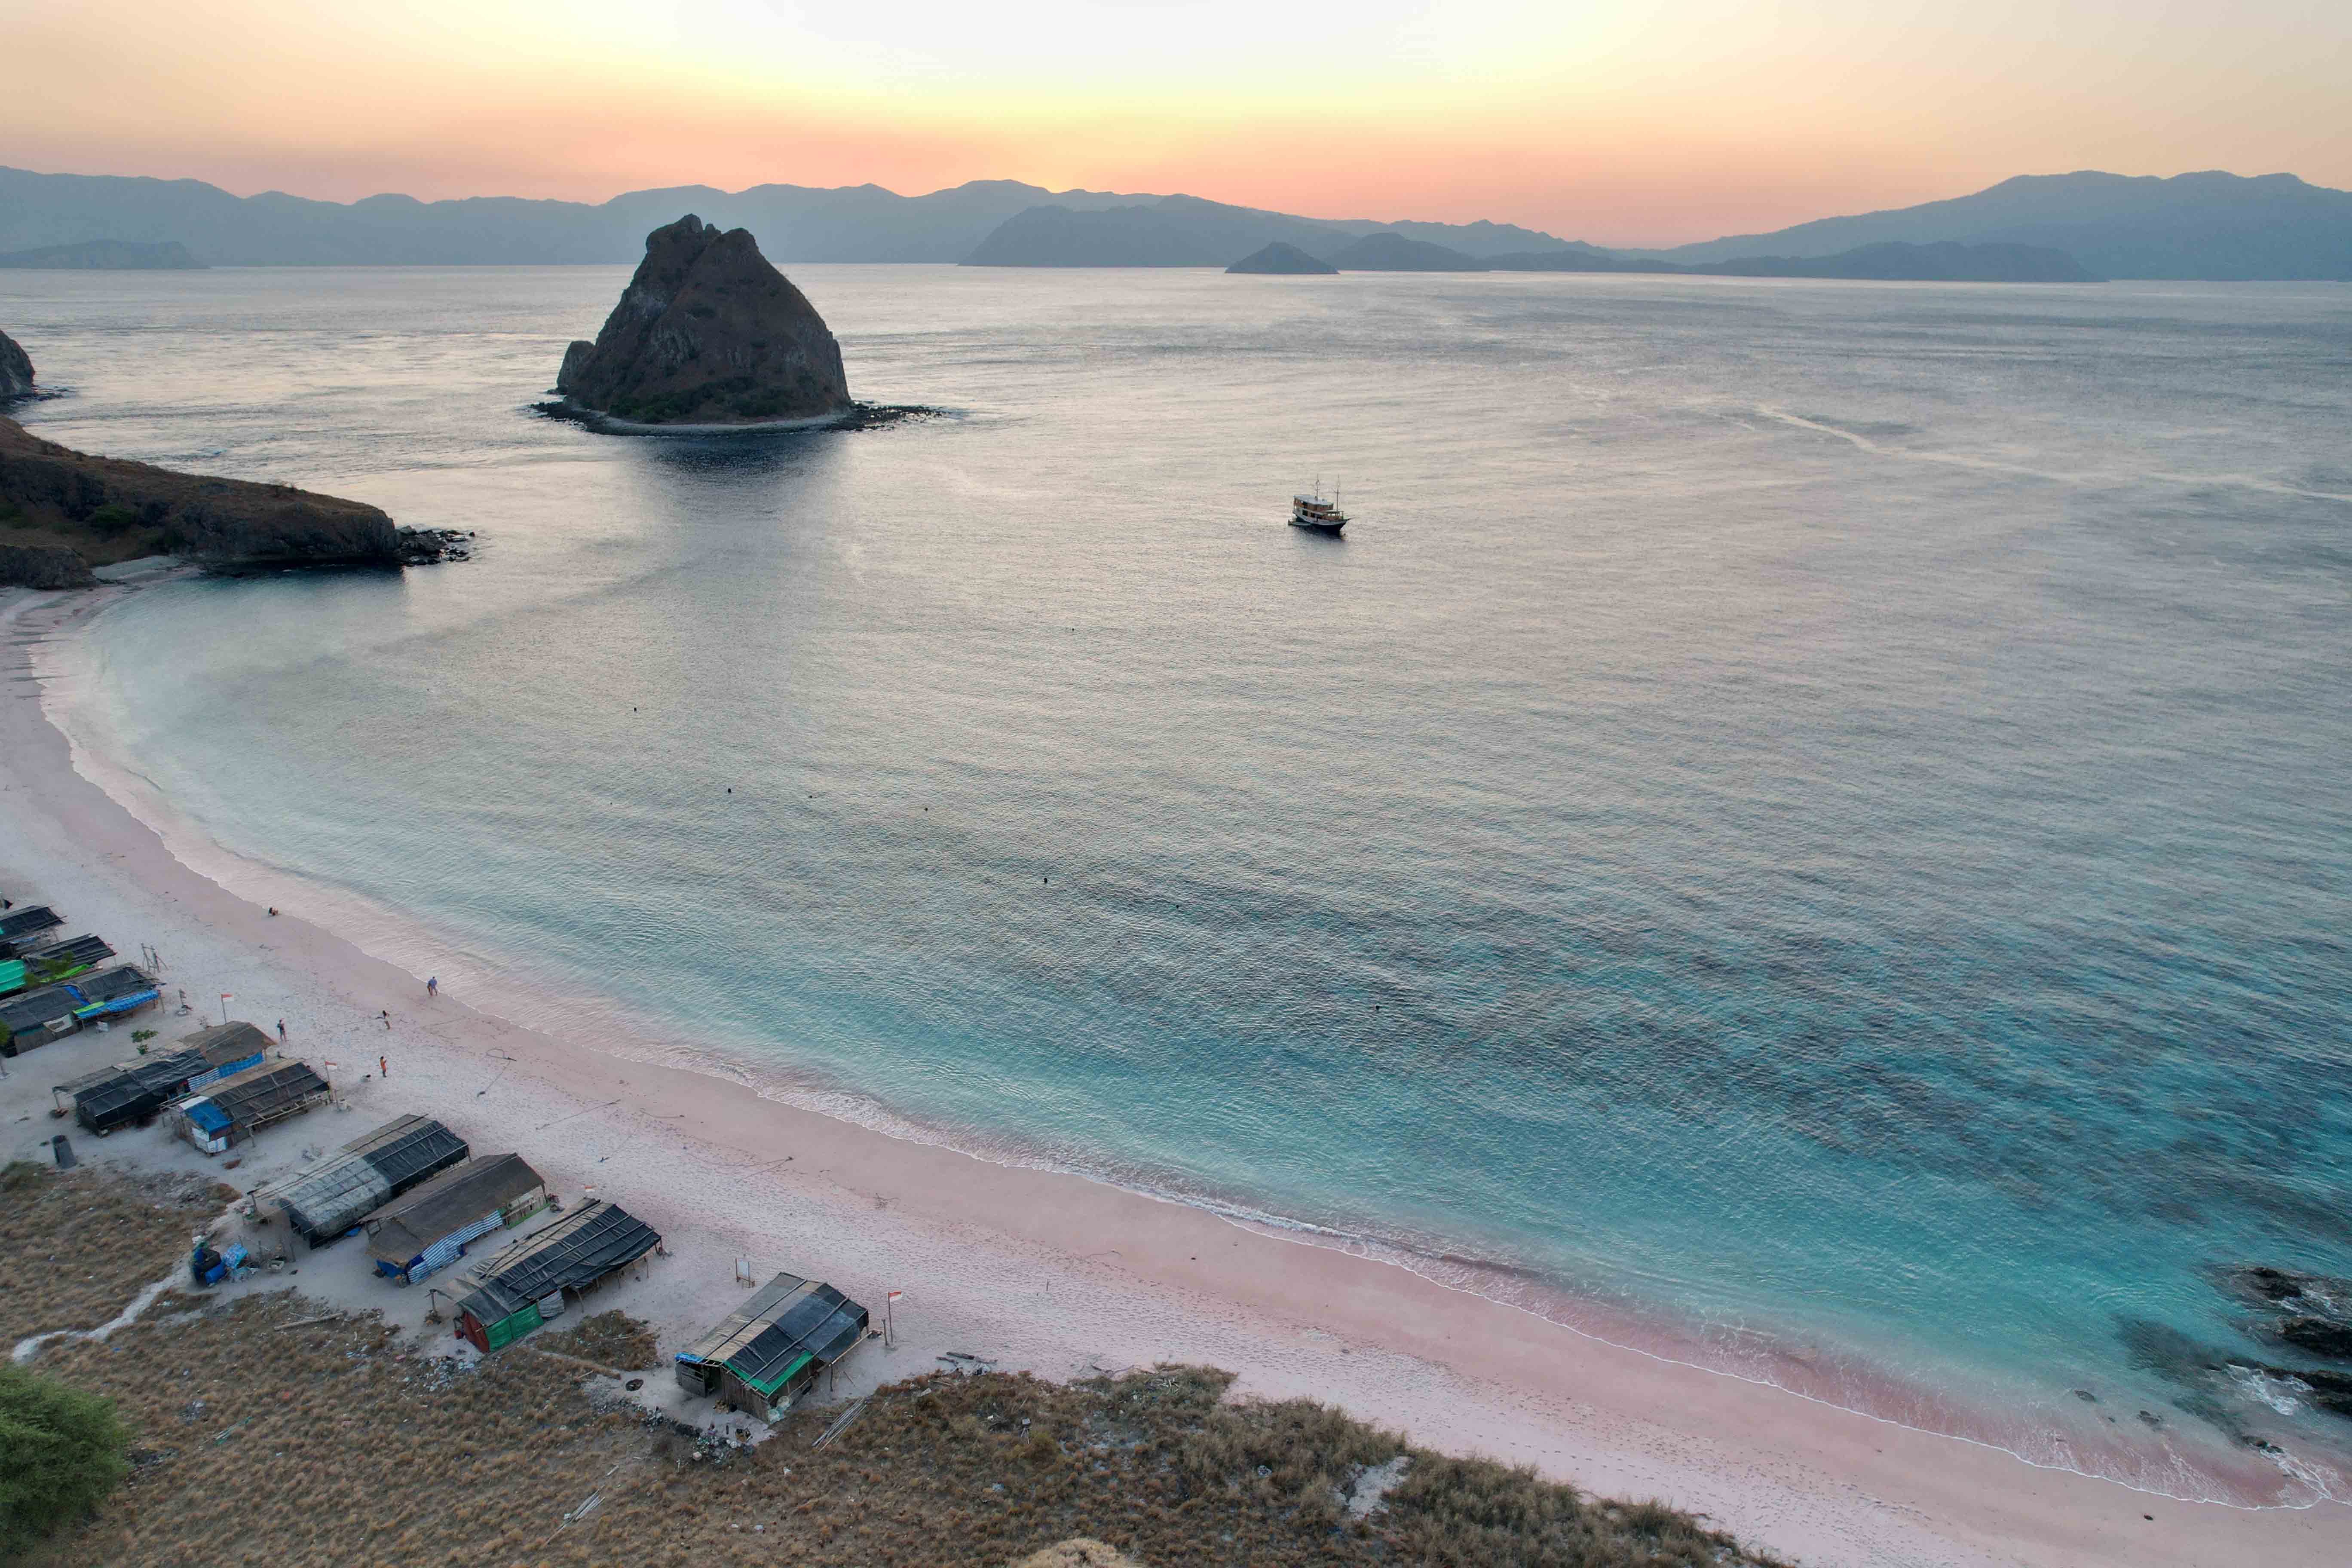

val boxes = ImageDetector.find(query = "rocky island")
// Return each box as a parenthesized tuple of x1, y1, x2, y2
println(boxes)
(1226, 241, 1337, 275)
(551, 215, 853, 429)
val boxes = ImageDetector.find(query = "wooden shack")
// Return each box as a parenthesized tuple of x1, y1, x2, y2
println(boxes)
(674, 1272, 869, 1417)
(173, 1022, 271, 1091)
(360, 1153, 546, 1284)
(1, 935, 113, 997)
(170, 1060, 331, 1154)
(674, 1271, 812, 1396)
(67, 965, 160, 1023)
(0, 983, 83, 1057)
(252, 1115, 470, 1247)
(453, 1199, 660, 1353)
(712, 1279, 868, 1420)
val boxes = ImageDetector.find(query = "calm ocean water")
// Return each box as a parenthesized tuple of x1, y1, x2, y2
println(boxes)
(8, 264, 2351, 1501)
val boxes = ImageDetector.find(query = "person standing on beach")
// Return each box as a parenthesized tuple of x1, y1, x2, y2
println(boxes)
(380, 1009, 391, 1029)
(427, 976, 438, 998)
(276, 1019, 287, 1046)
(380, 1054, 389, 1079)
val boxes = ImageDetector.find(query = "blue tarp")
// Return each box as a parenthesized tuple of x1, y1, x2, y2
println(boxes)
(184, 1100, 233, 1134)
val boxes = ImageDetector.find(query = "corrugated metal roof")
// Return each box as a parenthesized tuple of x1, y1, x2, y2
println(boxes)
(200, 1060, 330, 1126)
(723, 1284, 866, 1394)
(362, 1153, 545, 1262)
(258, 1116, 470, 1243)
(177, 1021, 273, 1068)
(0, 905, 61, 941)
(0, 984, 81, 1034)
(678, 1272, 812, 1369)
(73, 1050, 211, 1131)
(456, 1200, 660, 1325)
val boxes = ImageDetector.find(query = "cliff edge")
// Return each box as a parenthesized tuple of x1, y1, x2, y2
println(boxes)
(0, 414, 402, 584)
(553, 214, 851, 427)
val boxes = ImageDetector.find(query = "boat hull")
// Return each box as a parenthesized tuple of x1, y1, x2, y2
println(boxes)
(1288, 517, 1346, 534)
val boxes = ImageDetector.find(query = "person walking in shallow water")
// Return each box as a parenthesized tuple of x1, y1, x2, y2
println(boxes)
(426, 976, 438, 998)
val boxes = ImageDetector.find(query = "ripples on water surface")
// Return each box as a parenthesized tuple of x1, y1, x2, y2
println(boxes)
(9, 264, 2351, 1500)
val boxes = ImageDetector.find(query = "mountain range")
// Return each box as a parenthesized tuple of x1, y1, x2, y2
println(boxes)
(0, 165, 2344, 280)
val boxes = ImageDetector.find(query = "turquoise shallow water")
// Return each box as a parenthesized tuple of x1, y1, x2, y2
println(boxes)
(8, 265, 2352, 1500)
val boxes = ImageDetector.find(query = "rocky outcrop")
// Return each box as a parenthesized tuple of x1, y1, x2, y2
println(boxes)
(0, 542, 98, 589)
(0, 329, 31, 398)
(0, 414, 399, 574)
(553, 215, 851, 427)
(1226, 242, 1337, 275)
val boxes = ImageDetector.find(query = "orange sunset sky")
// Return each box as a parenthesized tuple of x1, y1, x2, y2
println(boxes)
(7, 0, 2347, 245)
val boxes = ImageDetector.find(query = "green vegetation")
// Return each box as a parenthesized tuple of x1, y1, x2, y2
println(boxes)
(83, 503, 141, 535)
(0, 1365, 131, 1557)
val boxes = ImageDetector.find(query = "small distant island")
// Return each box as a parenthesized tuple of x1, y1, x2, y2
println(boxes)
(548, 215, 854, 430)
(1218, 230, 2102, 282)
(1226, 242, 1335, 275)
(0, 239, 202, 270)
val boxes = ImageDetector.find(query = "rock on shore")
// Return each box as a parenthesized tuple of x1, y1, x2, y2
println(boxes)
(553, 214, 851, 427)
(0, 414, 400, 585)
(0, 328, 32, 398)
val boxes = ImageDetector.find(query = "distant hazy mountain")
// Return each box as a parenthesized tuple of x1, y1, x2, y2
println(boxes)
(1403, 239, 2092, 282)
(964, 195, 1582, 267)
(1325, 233, 1484, 271)
(1648, 172, 2352, 280)
(0, 237, 202, 269)
(1685, 240, 2099, 282)
(0, 166, 1152, 266)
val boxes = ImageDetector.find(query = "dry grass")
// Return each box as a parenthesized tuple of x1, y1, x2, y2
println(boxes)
(0, 1163, 228, 1346)
(16, 1168, 1787, 1568)
(538, 1308, 662, 1370)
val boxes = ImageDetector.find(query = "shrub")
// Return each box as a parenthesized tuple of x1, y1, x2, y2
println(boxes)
(86, 502, 141, 535)
(0, 1363, 132, 1555)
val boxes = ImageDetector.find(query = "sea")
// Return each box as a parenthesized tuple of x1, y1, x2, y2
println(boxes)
(6, 263, 2350, 1505)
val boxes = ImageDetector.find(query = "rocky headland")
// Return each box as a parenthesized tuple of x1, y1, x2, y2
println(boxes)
(0, 413, 454, 588)
(550, 214, 853, 429)
(0, 328, 33, 398)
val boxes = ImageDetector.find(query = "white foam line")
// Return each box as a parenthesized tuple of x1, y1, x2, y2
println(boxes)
(1756, 405, 2352, 505)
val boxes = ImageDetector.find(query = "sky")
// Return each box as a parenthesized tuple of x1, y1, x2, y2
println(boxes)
(4, 0, 2346, 245)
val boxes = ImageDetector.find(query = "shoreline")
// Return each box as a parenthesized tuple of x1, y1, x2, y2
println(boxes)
(4, 583, 2346, 1566)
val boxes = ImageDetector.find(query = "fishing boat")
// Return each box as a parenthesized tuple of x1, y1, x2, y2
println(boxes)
(1289, 484, 1348, 534)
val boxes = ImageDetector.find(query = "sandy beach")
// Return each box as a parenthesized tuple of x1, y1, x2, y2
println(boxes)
(3, 580, 2344, 1568)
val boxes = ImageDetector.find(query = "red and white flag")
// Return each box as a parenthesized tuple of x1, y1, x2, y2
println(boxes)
(887, 1290, 903, 1302)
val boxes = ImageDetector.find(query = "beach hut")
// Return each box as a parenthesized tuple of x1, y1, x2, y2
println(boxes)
(0, 983, 84, 1057)
(65, 1048, 217, 1134)
(252, 1115, 470, 1248)
(452, 1199, 661, 1353)
(711, 1278, 869, 1420)
(0, 905, 63, 958)
(360, 1153, 546, 1284)
(170, 1060, 331, 1155)
(173, 1022, 270, 1091)
(68, 965, 160, 1023)
(675, 1271, 813, 1396)
(3, 937, 114, 999)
